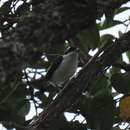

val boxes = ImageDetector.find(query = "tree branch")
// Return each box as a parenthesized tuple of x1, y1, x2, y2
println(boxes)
(113, 61, 130, 71)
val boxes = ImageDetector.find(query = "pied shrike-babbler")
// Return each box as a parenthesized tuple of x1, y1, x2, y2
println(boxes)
(46, 47, 79, 86)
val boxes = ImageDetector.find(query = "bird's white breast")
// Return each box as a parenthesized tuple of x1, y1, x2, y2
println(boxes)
(51, 52, 78, 85)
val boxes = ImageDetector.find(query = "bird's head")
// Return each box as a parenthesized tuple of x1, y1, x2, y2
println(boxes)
(64, 47, 79, 56)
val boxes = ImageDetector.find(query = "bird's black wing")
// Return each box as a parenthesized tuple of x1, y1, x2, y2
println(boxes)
(46, 55, 63, 80)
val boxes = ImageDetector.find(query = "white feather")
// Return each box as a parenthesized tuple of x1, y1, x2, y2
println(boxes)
(50, 51, 78, 85)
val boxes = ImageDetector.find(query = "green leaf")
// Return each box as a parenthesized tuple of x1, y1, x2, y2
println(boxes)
(111, 72, 130, 94)
(126, 51, 130, 62)
(87, 91, 116, 130)
(100, 34, 115, 44)
(109, 66, 121, 76)
(114, 7, 130, 15)
(16, 3, 30, 16)
(0, 1, 12, 14)
(87, 74, 108, 95)
(77, 23, 100, 51)
(35, 91, 49, 106)
(17, 99, 30, 117)
(99, 20, 123, 30)
(13, 83, 29, 98)
(118, 31, 123, 38)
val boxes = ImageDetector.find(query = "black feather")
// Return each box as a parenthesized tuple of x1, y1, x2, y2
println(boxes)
(64, 47, 77, 54)
(46, 56, 63, 80)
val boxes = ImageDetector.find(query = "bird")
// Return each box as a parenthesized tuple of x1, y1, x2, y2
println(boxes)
(46, 47, 79, 86)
